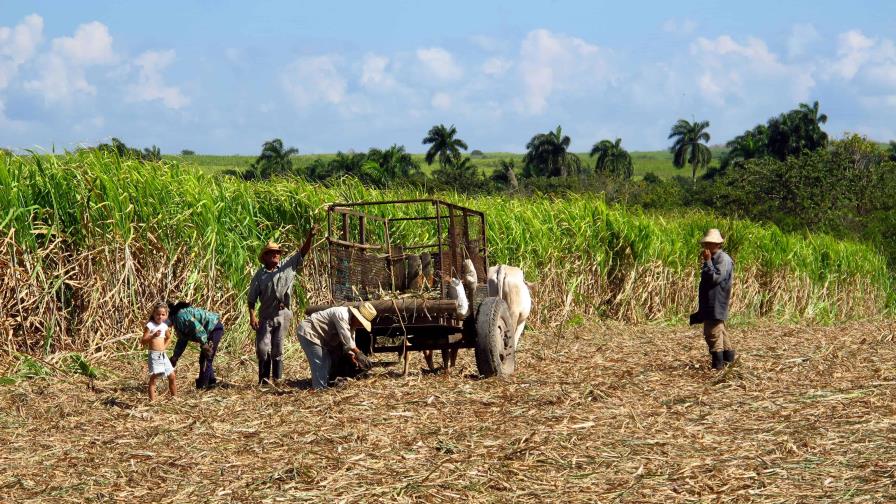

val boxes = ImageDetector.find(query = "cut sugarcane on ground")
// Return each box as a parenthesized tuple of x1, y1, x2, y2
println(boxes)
(1, 321, 894, 502)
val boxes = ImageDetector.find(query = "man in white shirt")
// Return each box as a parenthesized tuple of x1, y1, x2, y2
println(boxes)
(297, 302, 376, 390)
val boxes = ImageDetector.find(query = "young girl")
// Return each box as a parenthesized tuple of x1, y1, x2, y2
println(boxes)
(140, 302, 177, 401)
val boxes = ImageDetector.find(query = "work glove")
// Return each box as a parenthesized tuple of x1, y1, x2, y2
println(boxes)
(353, 351, 373, 372)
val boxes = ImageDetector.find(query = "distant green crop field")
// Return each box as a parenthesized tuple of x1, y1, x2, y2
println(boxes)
(167, 148, 727, 179)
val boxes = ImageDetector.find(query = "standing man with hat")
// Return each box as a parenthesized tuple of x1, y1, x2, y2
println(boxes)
(694, 228, 735, 369)
(248, 224, 319, 386)
(297, 302, 377, 390)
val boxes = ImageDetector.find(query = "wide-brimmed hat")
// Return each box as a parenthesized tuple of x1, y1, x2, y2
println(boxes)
(348, 302, 377, 332)
(700, 228, 724, 244)
(258, 241, 284, 262)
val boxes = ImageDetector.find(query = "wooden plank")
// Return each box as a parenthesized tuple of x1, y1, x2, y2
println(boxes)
(327, 237, 382, 250)
(305, 299, 459, 316)
(330, 207, 386, 221)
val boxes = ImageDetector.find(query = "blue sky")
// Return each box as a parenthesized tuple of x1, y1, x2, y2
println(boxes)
(1, 1, 894, 154)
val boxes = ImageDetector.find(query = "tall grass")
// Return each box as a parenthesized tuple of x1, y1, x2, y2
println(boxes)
(1, 150, 890, 355)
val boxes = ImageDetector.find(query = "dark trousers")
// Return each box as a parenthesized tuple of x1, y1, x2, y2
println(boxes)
(197, 323, 224, 389)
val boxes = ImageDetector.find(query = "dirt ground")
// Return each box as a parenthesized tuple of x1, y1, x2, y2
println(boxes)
(1, 321, 895, 503)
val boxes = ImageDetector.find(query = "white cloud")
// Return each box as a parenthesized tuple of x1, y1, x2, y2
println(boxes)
(518, 29, 611, 114)
(825, 31, 896, 89)
(416, 47, 463, 80)
(127, 49, 189, 109)
(24, 21, 116, 104)
(0, 14, 44, 90)
(25, 53, 96, 102)
(482, 57, 512, 77)
(690, 35, 815, 105)
(431, 92, 452, 110)
(662, 18, 697, 35)
(281, 55, 347, 109)
(360, 53, 395, 88)
(831, 30, 875, 79)
(787, 23, 820, 59)
(822, 30, 896, 113)
(51, 21, 115, 65)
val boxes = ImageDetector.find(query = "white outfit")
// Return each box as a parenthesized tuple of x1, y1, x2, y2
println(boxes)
(146, 321, 169, 339)
(146, 321, 173, 377)
(147, 351, 174, 377)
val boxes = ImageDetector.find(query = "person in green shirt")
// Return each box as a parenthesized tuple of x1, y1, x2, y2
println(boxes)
(168, 301, 225, 389)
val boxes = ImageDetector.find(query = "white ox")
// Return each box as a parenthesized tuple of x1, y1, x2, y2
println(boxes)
(487, 265, 532, 349)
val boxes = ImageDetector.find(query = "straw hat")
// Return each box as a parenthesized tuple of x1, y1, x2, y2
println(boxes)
(258, 241, 284, 262)
(700, 228, 724, 244)
(348, 302, 377, 332)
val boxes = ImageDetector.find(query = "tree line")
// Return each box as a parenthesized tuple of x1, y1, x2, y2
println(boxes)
(226, 100, 896, 269)
(60, 102, 896, 268)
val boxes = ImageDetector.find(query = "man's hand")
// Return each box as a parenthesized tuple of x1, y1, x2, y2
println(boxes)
(701, 249, 712, 262)
(350, 348, 373, 371)
(249, 312, 259, 331)
(200, 342, 214, 358)
(299, 223, 321, 257)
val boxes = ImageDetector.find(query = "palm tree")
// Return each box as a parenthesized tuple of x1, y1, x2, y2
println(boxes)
(668, 119, 712, 181)
(490, 158, 519, 190)
(142, 145, 161, 162)
(423, 124, 468, 168)
(767, 102, 828, 160)
(305, 158, 331, 181)
(246, 138, 298, 180)
(523, 125, 582, 177)
(798, 100, 828, 126)
(722, 125, 768, 170)
(367, 144, 421, 180)
(797, 100, 829, 151)
(433, 156, 484, 191)
(327, 151, 367, 177)
(590, 138, 633, 179)
(358, 159, 388, 187)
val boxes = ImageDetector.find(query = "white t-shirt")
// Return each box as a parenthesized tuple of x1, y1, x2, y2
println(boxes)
(146, 321, 169, 339)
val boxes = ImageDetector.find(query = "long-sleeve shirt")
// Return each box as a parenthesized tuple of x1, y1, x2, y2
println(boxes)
(299, 307, 355, 353)
(248, 252, 304, 321)
(698, 250, 734, 321)
(170, 307, 221, 364)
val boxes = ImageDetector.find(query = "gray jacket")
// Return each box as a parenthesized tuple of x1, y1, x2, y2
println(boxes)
(698, 250, 733, 321)
(248, 252, 304, 321)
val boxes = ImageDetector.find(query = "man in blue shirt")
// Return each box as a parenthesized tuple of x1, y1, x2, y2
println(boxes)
(697, 229, 735, 370)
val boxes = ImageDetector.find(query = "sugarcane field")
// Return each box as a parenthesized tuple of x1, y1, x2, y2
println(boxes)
(3, 2, 896, 503)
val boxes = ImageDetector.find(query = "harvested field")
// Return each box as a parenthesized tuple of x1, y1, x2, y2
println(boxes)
(1, 321, 895, 502)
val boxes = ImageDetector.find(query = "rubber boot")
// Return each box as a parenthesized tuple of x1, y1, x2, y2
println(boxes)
(722, 350, 736, 365)
(258, 357, 272, 385)
(710, 351, 725, 370)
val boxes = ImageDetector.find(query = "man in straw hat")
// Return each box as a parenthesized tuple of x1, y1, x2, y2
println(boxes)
(693, 228, 735, 370)
(297, 302, 377, 390)
(248, 224, 319, 386)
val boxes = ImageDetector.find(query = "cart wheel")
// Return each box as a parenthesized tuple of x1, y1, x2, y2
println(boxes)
(475, 297, 515, 377)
